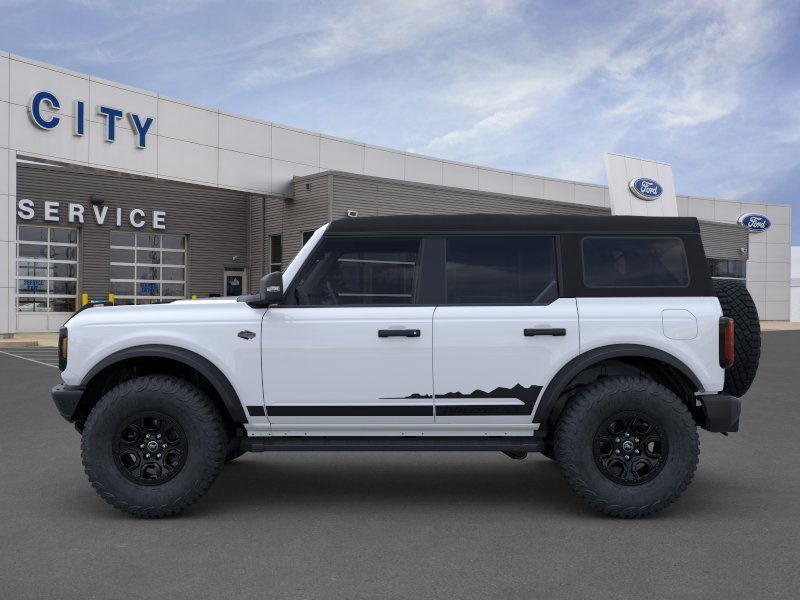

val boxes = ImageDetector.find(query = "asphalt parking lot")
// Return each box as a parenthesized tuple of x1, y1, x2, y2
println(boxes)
(1, 333, 799, 599)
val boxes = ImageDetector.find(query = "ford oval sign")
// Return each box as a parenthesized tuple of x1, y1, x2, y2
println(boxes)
(628, 178, 663, 201)
(738, 213, 771, 233)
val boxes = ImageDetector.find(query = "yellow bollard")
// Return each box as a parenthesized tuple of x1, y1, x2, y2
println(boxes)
(81, 293, 89, 306)
(108, 293, 115, 304)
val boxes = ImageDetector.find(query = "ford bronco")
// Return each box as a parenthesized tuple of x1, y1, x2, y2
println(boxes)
(51, 214, 760, 518)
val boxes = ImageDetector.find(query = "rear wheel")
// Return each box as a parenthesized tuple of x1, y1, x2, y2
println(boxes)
(555, 376, 699, 518)
(81, 375, 226, 518)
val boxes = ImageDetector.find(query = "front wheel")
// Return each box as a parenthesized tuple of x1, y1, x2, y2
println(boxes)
(81, 375, 227, 518)
(555, 376, 699, 518)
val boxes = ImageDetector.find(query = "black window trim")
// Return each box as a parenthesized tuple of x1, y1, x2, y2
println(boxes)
(580, 235, 692, 290)
(277, 229, 713, 306)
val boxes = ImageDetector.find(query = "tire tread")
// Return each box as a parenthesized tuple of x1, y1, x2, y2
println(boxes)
(713, 279, 761, 397)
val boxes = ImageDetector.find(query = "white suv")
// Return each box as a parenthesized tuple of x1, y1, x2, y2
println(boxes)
(52, 214, 760, 518)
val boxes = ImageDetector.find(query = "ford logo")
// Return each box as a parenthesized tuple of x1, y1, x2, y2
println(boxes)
(738, 213, 771, 233)
(628, 178, 663, 201)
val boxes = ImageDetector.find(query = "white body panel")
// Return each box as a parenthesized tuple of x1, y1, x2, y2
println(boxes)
(576, 297, 725, 393)
(432, 299, 579, 425)
(61, 298, 266, 410)
(261, 306, 434, 425)
(59, 223, 727, 439)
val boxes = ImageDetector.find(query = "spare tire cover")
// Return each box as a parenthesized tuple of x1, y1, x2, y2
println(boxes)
(713, 279, 761, 397)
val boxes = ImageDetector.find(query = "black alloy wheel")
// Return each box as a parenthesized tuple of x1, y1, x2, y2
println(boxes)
(113, 412, 187, 485)
(593, 411, 667, 485)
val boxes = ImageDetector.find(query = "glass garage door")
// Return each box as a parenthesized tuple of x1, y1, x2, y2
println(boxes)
(16, 225, 78, 313)
(110, 232, 186, 305)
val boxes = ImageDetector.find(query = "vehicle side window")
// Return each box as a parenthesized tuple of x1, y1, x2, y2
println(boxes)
(445, 236, 558, 304)
(293, 237, 420, 305)
(582, 236, 690, 288)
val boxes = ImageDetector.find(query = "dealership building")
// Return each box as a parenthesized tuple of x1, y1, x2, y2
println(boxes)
(0, 52, 793, 333)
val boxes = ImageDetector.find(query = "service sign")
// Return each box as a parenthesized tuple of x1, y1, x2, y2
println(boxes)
(628, 178, 664, 201)
(17, 198, 166, 230)
(737, 213, 771, 233)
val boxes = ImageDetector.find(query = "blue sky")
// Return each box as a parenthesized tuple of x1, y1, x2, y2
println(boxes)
(3, 0, 800, 239)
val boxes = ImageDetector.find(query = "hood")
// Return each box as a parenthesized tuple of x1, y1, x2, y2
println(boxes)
(66, 297, 254, 328)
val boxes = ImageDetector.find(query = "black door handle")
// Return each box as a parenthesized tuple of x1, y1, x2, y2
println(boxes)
(524, 328, 566, 337)
(378, 329, 421, 338)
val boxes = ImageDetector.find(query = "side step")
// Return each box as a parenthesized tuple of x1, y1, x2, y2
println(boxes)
(242, 436, 544, 452)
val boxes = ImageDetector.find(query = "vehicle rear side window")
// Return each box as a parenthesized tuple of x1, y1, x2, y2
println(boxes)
(445, 236, 558, 304)
(293, 237, 420, 305)
(582, 236, 690, 288)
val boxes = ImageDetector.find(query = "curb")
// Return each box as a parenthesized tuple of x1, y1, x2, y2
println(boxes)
(0, 341, 40, 349)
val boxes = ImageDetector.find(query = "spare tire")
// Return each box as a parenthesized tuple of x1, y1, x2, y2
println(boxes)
(713, 279, 761, 397)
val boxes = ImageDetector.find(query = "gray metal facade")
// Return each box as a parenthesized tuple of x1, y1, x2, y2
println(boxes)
(16, 164, 750, 301)
(289, 170, 748, 263)
(17, 162, 249, 299)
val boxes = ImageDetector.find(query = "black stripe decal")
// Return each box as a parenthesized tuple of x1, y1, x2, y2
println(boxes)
(247, 405, 266, 417)
(436, 404, 532, 416)
(267, 405, 432, 417)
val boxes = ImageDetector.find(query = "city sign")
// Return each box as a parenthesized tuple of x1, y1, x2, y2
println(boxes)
(28, 90, 155, 148)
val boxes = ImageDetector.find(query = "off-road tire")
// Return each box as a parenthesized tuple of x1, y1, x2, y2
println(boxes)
(81, 375, 226, 518)
(713, 278, 761, 397)
(555, 375, 699, 518)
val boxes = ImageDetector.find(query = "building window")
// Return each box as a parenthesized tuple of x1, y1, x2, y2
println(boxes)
(269, 235, 282, 273)
(302, 230, 315, 247)
(16, 225, 78, 313)
(708, 259, 746, 281)
(110, 232, 186, 305)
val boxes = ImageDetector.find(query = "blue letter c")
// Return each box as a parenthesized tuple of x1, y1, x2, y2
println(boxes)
(29, 91, 61, 130)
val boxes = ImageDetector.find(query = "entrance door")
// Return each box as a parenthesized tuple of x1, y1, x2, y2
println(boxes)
(261, 235, 434, 427)
(432, 236, 579, 426)
(224, 270, 246, 296)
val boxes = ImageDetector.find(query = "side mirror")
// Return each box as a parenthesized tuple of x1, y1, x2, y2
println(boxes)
(238, 271, 284, 307)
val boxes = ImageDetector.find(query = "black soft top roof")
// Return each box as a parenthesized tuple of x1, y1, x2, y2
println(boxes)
(327, 214, 701, 234)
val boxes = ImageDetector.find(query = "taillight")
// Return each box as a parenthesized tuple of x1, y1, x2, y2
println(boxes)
(58, 327, 68, 372)
(719, 317, 734, 368)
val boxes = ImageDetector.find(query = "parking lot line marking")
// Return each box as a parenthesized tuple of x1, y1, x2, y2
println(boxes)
(0, 350, 59, 369)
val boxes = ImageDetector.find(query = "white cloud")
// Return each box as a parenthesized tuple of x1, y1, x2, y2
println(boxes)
(412, 0, 786, 182)
(239, 0, 519, 87)
(422, 106, 537, 154)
